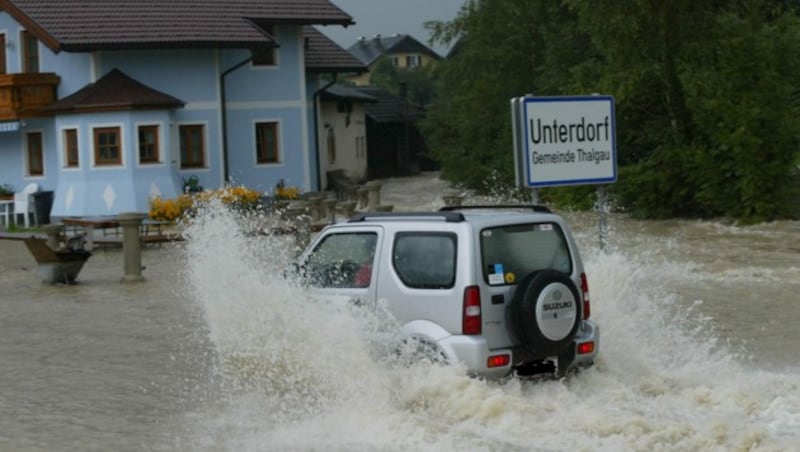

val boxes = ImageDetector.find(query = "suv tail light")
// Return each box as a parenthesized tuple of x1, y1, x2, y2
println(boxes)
(577, 341, 595, 355)
(487, 354, 510, 368)
(580, 272, 591, 320)
(462, 285, 481, 335)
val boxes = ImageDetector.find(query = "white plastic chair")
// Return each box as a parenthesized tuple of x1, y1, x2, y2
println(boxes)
(13, 183, 39, 227)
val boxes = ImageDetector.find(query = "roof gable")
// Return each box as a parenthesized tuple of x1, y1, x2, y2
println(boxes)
(304, 27, 366, 74)
(347, 34, 441, 66)
(321, 84, 376, 102)
(45, 68, 185, 114)
(355, 86, 425, 123)
(1, 0, 354, 52)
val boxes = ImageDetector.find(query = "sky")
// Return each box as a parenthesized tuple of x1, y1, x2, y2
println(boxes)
(320, 0, 466, 57)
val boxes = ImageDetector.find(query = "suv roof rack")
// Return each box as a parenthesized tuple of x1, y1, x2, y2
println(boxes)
(348, 211, 466, 223)
(439, 204, 552, 214)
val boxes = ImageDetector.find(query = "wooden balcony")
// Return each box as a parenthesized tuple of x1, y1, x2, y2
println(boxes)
(0, 73, 60, 121)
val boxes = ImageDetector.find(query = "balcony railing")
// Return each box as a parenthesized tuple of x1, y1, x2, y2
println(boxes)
(0, 73, 60, 121)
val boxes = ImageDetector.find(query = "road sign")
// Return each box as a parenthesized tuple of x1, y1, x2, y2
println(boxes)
(512, 95, 617, 187)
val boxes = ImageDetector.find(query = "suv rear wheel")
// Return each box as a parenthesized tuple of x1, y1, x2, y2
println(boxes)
(509, 270, 582, 357)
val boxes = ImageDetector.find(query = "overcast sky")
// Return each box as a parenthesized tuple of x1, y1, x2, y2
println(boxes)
(319, 0, 466, 56)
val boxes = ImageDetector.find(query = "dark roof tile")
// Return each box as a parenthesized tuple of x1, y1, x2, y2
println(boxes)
(355, 86, 425, 123)
(46, 68, 185, 113)
(4, 0, 354, 51)
(320, 83, 376, 102)
(347, 34, 441, 66)
(304, 27, 366, 73)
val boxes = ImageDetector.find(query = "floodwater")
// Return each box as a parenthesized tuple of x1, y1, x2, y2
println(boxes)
(0, 173, 798, 451)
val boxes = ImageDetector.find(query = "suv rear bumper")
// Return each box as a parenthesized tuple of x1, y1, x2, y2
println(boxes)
(438, 334, 514, 379)
(437, 320, 599, 379)
(566, 319, 599, 371)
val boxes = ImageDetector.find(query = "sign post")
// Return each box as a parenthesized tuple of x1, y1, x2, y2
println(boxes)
(512, 95, 617, 250)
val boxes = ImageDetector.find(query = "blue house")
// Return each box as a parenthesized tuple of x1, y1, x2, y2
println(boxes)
(0, 0, 364, 219)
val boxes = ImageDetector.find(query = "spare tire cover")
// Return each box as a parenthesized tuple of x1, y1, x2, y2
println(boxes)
(508, 270, 582, 356)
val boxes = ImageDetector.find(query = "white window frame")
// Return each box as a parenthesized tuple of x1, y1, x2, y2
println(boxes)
(90, 122, 126, 169)
(0, 30, 8, 74)
(19, 28, 40, 73)
(251, 26, 280, 70)
(23, 129, 45, 178)
(177, 121, 210, 171)
(59, 125, 81, 170)
(135, 122, 165, 167)
(253, 118, 283, 166)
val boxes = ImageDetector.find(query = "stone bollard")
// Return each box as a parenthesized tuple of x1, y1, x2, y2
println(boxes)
(43, 224, 64, 250)
(442, 194, 464, 207)
(337, 200, 357, 219)
(281, 200, 308, 222)
(306, 195, 324, 222)
(118, 212, 145, 283)
(323, 198, 338, 224)
(365, 180, 382, 211)
(356, 186, 368, 209)
(291, 210, 311, 255)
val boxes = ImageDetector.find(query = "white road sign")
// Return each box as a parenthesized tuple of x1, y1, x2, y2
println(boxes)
(513, 96, 617, 187)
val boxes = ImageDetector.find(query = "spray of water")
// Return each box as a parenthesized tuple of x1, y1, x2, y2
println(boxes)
(178, 197, 799, 451)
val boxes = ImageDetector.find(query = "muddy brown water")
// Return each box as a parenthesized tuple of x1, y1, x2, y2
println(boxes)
(1, 173, 798, 451)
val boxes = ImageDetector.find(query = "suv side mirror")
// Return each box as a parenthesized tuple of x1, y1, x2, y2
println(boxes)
(283, 262, 305, 280)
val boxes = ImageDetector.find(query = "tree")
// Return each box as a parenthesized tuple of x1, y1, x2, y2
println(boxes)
(424, 0, 800, 221)
(424, 0, 587, 190)
(369, 57, 438, 107)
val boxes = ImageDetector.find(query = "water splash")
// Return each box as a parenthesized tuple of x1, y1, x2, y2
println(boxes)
(179, 200, 800, 451)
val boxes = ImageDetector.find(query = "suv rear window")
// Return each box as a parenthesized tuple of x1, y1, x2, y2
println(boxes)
(393, 232, 456, 289)
(480, 222, 572, 286)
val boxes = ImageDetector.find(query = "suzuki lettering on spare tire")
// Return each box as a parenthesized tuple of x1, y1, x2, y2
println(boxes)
(544, 300, 573, 311)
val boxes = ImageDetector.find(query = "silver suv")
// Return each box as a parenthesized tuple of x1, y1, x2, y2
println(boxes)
(295, 206, 599, 379)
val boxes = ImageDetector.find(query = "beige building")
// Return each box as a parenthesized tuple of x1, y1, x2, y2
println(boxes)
(346, 34, 441, 86)
(317, 85, 375, 187)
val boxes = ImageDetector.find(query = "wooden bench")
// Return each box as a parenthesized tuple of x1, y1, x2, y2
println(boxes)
(22, 236, 91, 284)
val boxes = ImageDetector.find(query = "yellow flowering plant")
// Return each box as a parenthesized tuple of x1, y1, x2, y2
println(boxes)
(149, 186, 262, 222)
(195, 186, 261, 206)
(274, 179, 300, 200)
(149, 194, 194, 222)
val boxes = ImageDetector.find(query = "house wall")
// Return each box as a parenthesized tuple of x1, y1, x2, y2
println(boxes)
(98, 48, 224, 196)
(388, 52, 438, 70)
(349, 52, 439, 86)
(0, 118, 56, 196)
(221, 28, 310, 194)
(0, 13, 93, 200)
(49, 110, 181, 217)
(319, 100, 368, 185)
(305, 76, 323, 192)
(0, 17, 316, 218)
(349, 71, 371, 87)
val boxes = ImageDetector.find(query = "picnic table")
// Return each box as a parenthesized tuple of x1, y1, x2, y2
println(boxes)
(61, 216, 171, 250)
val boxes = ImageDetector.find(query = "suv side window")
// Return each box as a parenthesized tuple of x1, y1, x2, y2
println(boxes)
(480, 222, 572, 285)
(305, 232, 377, 288)
(392, 232, 456, 289)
